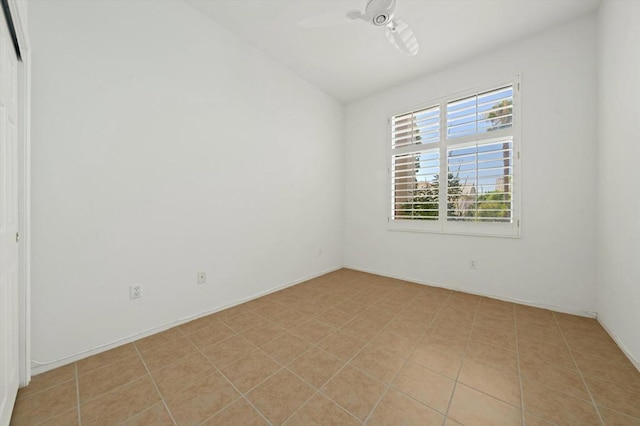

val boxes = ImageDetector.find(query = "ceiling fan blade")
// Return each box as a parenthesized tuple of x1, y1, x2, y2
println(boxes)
(385, 18, 419, 56)
(297, 11, 357, 29)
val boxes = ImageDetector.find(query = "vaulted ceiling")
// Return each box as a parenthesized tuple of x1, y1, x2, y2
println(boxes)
(186, 0, 601, 103)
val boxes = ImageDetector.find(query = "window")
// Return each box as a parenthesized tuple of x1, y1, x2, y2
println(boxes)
(389, 80, 519, 237)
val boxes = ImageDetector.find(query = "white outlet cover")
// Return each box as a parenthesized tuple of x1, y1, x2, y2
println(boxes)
(130, 285, 142, 299)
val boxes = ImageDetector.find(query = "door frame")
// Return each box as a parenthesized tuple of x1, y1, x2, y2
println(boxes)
(4, 0, 30, 386)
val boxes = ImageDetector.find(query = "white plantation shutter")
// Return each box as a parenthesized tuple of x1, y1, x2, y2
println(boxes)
(391, 105, 439, 149)
(391, 150, 440, 220)
(447, 86, 513, 139)
(389, 79, 519, 236)
(447, 138, 513, 222)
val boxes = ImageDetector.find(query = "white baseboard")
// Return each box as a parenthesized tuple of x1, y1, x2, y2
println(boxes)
(597, 317, 640, 373)
(30, 265, 342, 376)
(344, 265, 597, 318)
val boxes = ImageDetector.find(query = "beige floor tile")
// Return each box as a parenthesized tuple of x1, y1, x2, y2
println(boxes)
(10, 380, 77, 426)
(137, 336, 198, 371)
(297, 301, 331, 317)
(78, 354, 147, 403)
(317, 330, 366, 361)
(423, 328, 468, 352)
(215, 304, 251, 322)
(465, 340, 518, 373)
(261, 332, 311, 365)
(179, 314, 218, 335)
(201, 334, 258, 369)
(185, 320, 236, 350)
(271, 310, 312, 330)
(252, 301, 290, 320)
(518, 338, 576, 371)
(409, 344, 463, 379)
(574, 351, 640, 389)
(525, 411, 556, 425)
(349, 291, 384, 306)
(476, 306, 514, 323)
(152, 352, 216, 399)
(519, 357, 590, 400)
(76, 343, 138, 376)
(16, 363, 76, 400)
(221, 350, 281, 393)
(584, 375, 640, 418)
(221, 311, 263, 333)
(598, 406, 640, 426)
(288, 347, 344, 388)
(383, 319, 425, 342)
(165, 372, 240, 425)
(290, 319, 335, 345)
(120, 403, 174, 425)
(458, 358, 521, 407)
(241, 321, 287, 347)
(285, 393, 359, 426)
(369, 330, 416, 359)
(247, 369, 315, 425)
(522, 378, 601, 425)
(334, 300, 368, 316)
(516, 322, 566, 347)
(474, 312, 516, 333)
(315, 309, 355, 328)
(359, 307, 396, 326)
(392, 361, 455, 413)
(81, 376, 160, 425)
(134, 327, 184, 352)
(36, 408, 79, 426)
(368, 389, 444, 426)
(202, 398, 268, 425)
(470, 324, 516, 352)
(568, 340, 630, 365)
(448, 384, 521, 425)
(341, 317, 383, 341)
(322, 365, 386, 421)
(349, 345, 405, 384)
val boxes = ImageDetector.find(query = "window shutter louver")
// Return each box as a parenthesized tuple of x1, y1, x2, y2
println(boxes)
(446, 139, 513, 222)
(391, 105, 440, 149)
(391, 150, 440, 220)
(389, 80, 518, 236)
(446, 86, 513, 139)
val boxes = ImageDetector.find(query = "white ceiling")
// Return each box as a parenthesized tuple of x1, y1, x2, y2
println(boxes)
(185, 0, 601, 103)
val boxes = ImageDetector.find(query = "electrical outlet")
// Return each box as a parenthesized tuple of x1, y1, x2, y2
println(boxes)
(130, 284, 142, 299)
(197, 272, 207, 285)
(470, 259, 477, 269)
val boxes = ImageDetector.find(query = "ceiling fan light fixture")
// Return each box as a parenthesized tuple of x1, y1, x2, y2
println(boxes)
(373, 13, 389, 25)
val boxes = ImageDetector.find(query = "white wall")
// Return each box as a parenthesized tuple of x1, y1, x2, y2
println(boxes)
(344, 15, 598, 314)
(596, 0, 640, 366)
(29, 0, 343, 371)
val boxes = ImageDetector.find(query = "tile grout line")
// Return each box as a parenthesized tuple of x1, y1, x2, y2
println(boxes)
(513, 306, 526, 426)
(283, 286, 431, 424)
(182, 329, 275, 426)
(273, 284, 389, 425)
(75, 363, 82, 426)
(441, 296, 482, 425)
(362, 290, 455, 425)
(322, 293, 429, 423)
(552, 312, 606, 426)
(132, 342, 179, 426)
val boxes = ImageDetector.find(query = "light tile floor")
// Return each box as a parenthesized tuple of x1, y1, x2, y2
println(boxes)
(10, 269, 640, 425)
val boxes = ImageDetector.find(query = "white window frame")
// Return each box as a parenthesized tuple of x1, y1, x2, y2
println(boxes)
(388, 77, 521, 238)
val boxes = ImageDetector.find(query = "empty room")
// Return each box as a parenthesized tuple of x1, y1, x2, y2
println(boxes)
(1, 0, 639, 424)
